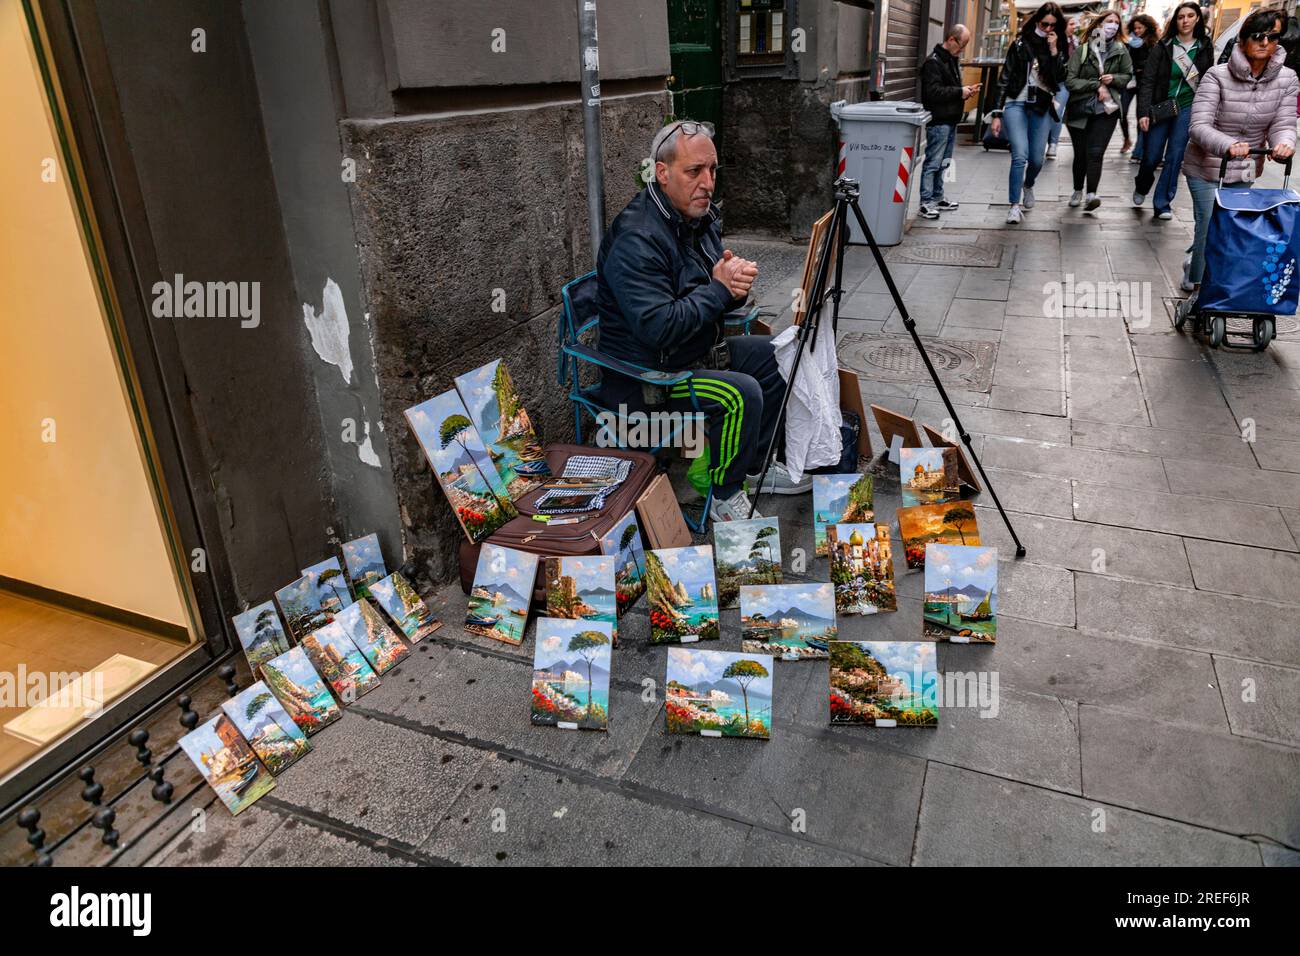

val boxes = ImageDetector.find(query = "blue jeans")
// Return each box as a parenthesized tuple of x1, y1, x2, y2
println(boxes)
(1002, 101, 1053, 204)
(1136, 105, 1192, 213)
(920, 123, 957, 204)
(1186, 175, 1251, 284)
(1048, 83, 1068, 147)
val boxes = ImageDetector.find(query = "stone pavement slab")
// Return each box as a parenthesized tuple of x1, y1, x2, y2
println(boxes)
(1185, 538, 1300, 603)
(1071, 484, 1297, 551)
(981, 435, 1170, 491)
(1210, 656, 1300, 749)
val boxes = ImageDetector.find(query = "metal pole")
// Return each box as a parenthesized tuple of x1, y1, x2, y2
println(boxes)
(577, 0, 606, 263)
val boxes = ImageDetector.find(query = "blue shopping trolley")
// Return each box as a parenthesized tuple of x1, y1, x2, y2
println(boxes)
(1176, 149, 1298, 351)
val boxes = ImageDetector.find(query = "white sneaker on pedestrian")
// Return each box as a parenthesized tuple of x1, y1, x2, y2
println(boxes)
(918, 203, 940, 220)
(709, 487, 762, 523)
(1085, 193, 1101, 211)
(1022, 187, 1036, 209)
(1157, 210, 1173, 220)
(1069, 190, 1083, 207)
(1132, 191, 1146, 206)
(1006, 204, 1023, 224)
(745, 462, 813, 496)
(935, 199, 960, 211)
(1128, 152, 1141, 164)
(1045, 144, 1057, 159)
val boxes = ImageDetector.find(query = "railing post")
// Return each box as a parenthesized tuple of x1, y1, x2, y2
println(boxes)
(16, 808, 52, 867)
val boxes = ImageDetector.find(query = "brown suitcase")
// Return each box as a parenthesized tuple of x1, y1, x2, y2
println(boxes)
(457, 443, 659, 603)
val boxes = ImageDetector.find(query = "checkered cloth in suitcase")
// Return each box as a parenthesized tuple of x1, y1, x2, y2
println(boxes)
(533, 487, 613, 514)
(561, 455, 632, 482)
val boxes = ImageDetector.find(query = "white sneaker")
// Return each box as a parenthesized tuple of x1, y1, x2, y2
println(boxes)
(1006, 204, 1023, 224)
(1157, 210, 1173, 221)
(918, 203, 940, 220)
(1181, 253, 1194, 291)
(1085, 193, 1101, 211)
(709, 488, 762, 523)
(1069, 190, 1083, 207)
(1045, 144, 1057, 159)
(745, 462, 813, 496)
(1132, 191, 1146, 206)
(1022, 186, 1036, 209)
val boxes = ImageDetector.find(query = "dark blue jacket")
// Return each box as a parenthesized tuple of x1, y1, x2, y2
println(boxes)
(595, 181, 739, 372)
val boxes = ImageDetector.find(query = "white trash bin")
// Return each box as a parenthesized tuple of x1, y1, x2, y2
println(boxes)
(831, 100, 931, 246)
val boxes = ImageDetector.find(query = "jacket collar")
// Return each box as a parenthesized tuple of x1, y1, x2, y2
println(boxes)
(1228, 42, 1286, 83)
(931, 43, 957, 63)
(647, 180, 720, 233)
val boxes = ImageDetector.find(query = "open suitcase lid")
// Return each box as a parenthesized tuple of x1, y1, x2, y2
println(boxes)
(1215, 187, 1300, 212)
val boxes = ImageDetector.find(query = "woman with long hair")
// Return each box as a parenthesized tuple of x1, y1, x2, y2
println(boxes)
(1133, 2, 1213, 219)
(1064, 11, 1134, 209)
(1181, 8, 1298, 292)
(989, 3, 1070, 223)
(1121, 14, 1160, 159)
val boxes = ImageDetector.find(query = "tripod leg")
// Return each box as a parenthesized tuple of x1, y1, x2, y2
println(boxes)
(748, 199, 846, 519)
(846, 198, 1028, 558)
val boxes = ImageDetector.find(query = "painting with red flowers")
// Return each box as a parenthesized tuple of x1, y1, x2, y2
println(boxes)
(531, 618, 611, 731)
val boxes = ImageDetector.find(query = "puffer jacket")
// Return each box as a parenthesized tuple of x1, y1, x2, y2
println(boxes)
(1065, 36, 1133, 128)
(1185, 45, 1300, 184)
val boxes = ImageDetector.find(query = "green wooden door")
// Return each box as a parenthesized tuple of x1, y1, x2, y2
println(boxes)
(666, 0, 723, 146)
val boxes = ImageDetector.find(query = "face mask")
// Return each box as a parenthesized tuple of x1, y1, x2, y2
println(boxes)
(1102, 22, 1119, 39)
(1035, 26, 1050, 38)
(1128, 34, 1143, 48)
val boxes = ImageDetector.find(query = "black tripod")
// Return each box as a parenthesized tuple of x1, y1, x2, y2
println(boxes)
(750, 176, 1026, 558)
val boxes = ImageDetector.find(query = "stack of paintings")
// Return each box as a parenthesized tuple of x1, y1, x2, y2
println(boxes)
(466, 543, 539, 645)
(739, 582, 836, 660)
(899, 447, 960, 507)
(273, 574, 336, 642)
(221, 681, 311, 775)
(301, 556, 356, 615)
(231, 600, 291, 676)
(341, 532, 387, 600)
(300, 623, 380, 704)
(665, 648, 773, 739)
(334, 600, 411, 674)
(454, 360, 547, 499)
(829, 641, 938, 727)
(178, 714, 275, 815)
(828, 523, 898, 615)
(405, 388, 517, 542)
(530, 618, 612, 731)
(712, 516, 782, 609)
(897, 501, 980, 569)
(260, 647, 341, 735)
(598, 510, 647, 615)
(545, 555, 618, 642)
(813, 474, 874, 556)
(923, 543, 998, 643)
(369, 572, 441, 643)
(644, 545, 720, 644)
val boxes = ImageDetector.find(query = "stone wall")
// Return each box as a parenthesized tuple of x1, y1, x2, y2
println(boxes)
(341, 92, 670, 583)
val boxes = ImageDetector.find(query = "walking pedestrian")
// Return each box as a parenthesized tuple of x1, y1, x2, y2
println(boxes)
(1064, 11, 1133, 210)
(989, 3, 1070, 224)
(1133, 3, 1213, 219)
(919, 24, 979, 219)
(1045, 15, 1081, 160)
(1121, 15, 1160, 161)
(1181, 9, 1299, 292)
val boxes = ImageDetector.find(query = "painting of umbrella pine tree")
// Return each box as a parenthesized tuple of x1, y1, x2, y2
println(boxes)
(530, 618, 612, 731)
(665, 648, 773, 739)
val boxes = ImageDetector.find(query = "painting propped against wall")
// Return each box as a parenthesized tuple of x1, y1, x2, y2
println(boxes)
(232, 600, 292, 676)
(260, 646, 341, 736)
(341, 532, 386, 600)
(221, 680, 311, 775)
(178, 714, 275, 815)
(454, 359, 547, 499)
(368, 572, 442, 643)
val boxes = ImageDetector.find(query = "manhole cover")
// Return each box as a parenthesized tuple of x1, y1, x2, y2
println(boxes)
(839, 332, 997, 391)
(887, 242, 1005, 268)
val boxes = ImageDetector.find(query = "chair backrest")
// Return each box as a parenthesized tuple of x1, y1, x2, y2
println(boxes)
(557, 271, 599, 385)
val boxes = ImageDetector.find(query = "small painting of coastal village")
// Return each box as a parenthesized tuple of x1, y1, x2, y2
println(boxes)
(231, 600, 291, 675)
(369, 572, 442, 643)
(813, 474, 874, 556)
(335, 599, 411, 675)
(645, 545, 720, 644)
(405, 388, 518, 542)
(740, 582, 836, 660)
(829, 641, 938, 727)
(301, 623, 381, 704)
(530, 618, 612, 731)
(665, 648, 773, 740)
(178, 714, 275, 815)
(546, 555, 618, 642)
(897, 502, 980, 569)
(341, 532, 387, 599)
(259, 646, 341, 735)
(829, 523, 898, 615)
(712, 516, 782, 608)
(301, 556, 355, 615)
(273, 574, 335, 642)
(599, 510, 647, 615)
(467, 543, 539, 645)
(454, 359, 548, 499)
(899, 447, 960, 507)
(923, 543, 998, 642)
(221, 680, 311, 775)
